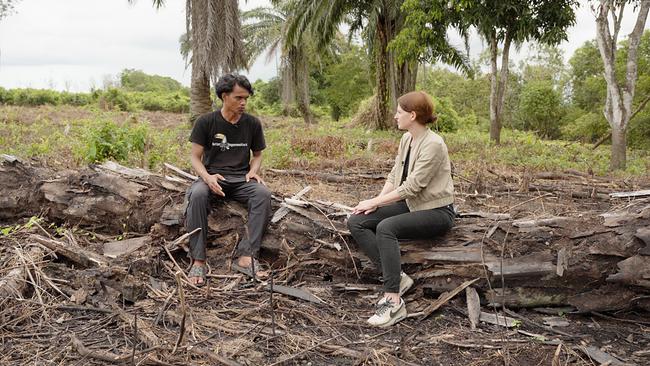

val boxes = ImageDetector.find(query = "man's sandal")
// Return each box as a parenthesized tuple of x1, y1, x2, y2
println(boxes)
(231, 258, 267, 280)
(188, 263, 207, 287)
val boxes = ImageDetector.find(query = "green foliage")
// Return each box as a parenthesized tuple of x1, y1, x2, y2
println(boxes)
(98, 88, 136, 112)
(1, 216, 41, 236)
(515, 80, 565, 138)
(561, 111, 609, 143)
(322, 46, 373, 120)
(569, 41, 606, 110)
(119, 69, 186, 93)
(0, 87, 189, 113)
(75, 119, 149, 163)
(418, 68, 490, 123)
(431, 97, 460, 133)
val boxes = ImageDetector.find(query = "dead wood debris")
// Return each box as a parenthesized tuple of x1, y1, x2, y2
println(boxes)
(1, 156, 649, 365)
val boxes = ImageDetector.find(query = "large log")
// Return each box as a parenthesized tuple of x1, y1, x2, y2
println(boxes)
(1, 156, 649, 313)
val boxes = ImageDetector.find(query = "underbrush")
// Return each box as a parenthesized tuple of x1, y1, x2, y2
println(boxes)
(0, 106, 648, 177)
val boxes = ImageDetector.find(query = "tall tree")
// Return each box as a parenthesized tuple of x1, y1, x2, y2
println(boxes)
(593, 0, 650, 170)
(137, 0, 246, 122)
(395, 0, 577, 143)
(286, 0, 471, 129)
(242, 2, 316, 124)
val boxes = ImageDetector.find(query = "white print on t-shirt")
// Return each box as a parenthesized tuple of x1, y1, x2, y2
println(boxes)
(212, 133, 248, 151)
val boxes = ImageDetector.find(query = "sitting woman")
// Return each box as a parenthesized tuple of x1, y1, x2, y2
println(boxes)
(347, 91, 455, 327)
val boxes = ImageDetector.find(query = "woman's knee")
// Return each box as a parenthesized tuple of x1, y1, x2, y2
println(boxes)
(346, 214, 365, 231)
(375, 219, 398, 239)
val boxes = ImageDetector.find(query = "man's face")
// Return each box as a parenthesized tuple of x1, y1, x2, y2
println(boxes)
(222, 84, 250, 114)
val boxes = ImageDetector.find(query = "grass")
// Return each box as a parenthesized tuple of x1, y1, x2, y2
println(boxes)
(1, 104, 648, 178)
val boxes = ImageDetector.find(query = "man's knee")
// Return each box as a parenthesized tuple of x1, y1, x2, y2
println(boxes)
(251, 184, 272, 203)
(187, 181, 210, 203)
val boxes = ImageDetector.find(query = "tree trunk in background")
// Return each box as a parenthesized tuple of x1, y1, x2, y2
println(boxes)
(290, 47, 315, 124)
(190, 66, 212, 124)
(595, 0, 650, 170)
(488, 32, 512, 144)
(372, 15, 393, 130)
(611, 128, 627, 170)
(280, 64, 294, 116)
(396, 62, 417, 97)
(489, 36, 501, 144)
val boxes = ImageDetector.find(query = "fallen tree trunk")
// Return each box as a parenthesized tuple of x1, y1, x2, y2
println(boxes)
(1, 156, 649, 313)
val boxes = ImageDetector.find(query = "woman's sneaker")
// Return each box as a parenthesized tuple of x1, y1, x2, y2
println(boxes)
(367, 297, 407, 327)
(399, 272, 414, 296)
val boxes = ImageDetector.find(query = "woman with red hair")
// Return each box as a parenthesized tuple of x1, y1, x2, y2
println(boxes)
(347, 91, 456, 327)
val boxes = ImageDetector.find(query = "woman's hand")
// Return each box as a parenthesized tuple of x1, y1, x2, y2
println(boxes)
(352, 198, 378, 215)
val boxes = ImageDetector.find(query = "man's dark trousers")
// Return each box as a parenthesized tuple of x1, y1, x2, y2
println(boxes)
(185, 178, 272, 260)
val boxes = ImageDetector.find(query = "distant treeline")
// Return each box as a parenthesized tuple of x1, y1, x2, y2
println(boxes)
(0, 69, 190, 113)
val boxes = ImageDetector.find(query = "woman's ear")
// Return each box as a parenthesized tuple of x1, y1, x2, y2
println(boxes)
(410, 111, 417, 121)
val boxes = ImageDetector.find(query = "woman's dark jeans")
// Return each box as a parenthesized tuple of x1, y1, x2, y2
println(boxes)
(347, 200, 454, 293)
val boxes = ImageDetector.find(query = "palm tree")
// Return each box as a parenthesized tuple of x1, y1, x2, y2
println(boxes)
(242, 2, 317, 124)
(286, 0, 471, 130)
(136, 0, 247, 123)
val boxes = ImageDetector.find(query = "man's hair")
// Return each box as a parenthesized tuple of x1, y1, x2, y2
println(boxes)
(214, 73, 254, 100)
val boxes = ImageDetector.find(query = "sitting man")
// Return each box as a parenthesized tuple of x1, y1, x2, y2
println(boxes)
(184, 73, 271, 286)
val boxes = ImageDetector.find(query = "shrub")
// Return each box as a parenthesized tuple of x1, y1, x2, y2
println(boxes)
(561, 112, 609, 143)
(431, 97, 460, 133)
(76, 119, 149, 163)
(514, 81, 565, 138)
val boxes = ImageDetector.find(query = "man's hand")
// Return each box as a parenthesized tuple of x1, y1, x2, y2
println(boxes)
(352, 198, 378, 215)
(246, 171, 266, 186)
(205, 173, 226, 196)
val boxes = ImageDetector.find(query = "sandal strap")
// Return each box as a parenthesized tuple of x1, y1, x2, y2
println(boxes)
(188, 264, 206, 277)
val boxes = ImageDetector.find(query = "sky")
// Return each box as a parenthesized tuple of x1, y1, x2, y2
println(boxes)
(0, 0, 647, 92)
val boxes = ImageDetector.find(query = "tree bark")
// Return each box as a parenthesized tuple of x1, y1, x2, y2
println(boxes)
(373, 14, 392, 130)
(190, 66, 213, 124)
(489, 34, 501, 143)
(290, 47, 315, 124)
(594, 0, 650, 170)
(610, 127, 627, 170)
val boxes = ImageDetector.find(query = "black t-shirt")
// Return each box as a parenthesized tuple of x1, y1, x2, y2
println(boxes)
(189, 110, 266, 177)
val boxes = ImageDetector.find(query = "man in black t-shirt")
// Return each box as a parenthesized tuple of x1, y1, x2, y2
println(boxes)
(185, 74, 271, 285)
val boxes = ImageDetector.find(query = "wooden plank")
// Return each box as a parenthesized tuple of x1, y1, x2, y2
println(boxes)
(466, 287, 481, 330)
(164, 162, 198, 182)
(31, 234, 108, 267)
(458, 211, 511, 220)
(578, 346, 632, 366)
(479, 312, 517, 328)
(486, 287, 570, 308)
(269, 284, 324, 304)
(609, 189, 650, 198)
(420, 278, 479, 320)
(96, 161, 151, 178)
(103, 236, 151, 258)
(271, 186, 311, 223)
(513, 217, 572, 228)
